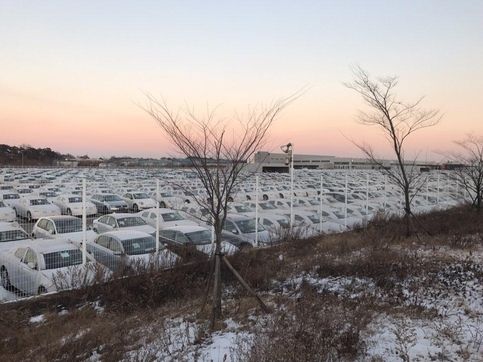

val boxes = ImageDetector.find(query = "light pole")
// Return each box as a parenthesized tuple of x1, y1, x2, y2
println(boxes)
(281, 143, 294, 230)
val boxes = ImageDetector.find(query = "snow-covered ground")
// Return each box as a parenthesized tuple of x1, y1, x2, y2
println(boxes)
(6, 241, 483, 361)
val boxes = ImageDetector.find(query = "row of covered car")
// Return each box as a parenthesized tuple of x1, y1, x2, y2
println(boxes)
(0, 208, 259, 297)
(0, 166, 465, 299)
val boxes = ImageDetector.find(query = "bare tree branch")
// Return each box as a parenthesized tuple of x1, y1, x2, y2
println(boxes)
(136, 87, 306, 320)
(344, 65, 442, 236)
(446, 133, 483, 212)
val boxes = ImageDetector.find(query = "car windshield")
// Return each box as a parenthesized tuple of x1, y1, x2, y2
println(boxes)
(161, 212, 184, 222)
(277, 218, 290, 229)
(68, 197, 83, 203)
(43, 249, 83, 270)
(121, 236, 157, 255)
(0, 230, 29, 242)
(41, 192, 57, 197)
(18, 189, 33, 194)
(186, 230, 212, 245)
(133, 193, 149, 199)
(333, 211, 346, 219)
(160, 192, 174, 197)
(259, 202, 277, 210)
(307, 214, 320, 224)
(3, 194, 19, 200)
(117, 217, 147, 227)
(104, 195, 122, 201)
(54, 218, 83, 233)
(30, 199, 49, 206)
(235, 219, 265, 233)
(357, 208, 368, 216)
(234, 205, 252, 213)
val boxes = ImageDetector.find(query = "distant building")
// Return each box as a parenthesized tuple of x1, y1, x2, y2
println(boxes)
(55, 160, 78, 168)
(244, 151, 439, 173)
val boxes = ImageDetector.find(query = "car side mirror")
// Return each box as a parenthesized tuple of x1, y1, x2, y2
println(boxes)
(49, 229, 54, 234)
(27, 262, 36, 269)
(113, 251, 122, 256)
(232, 229, 238, 235)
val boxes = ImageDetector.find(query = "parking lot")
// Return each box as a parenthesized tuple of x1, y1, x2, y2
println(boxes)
(0, 166, 464, 302)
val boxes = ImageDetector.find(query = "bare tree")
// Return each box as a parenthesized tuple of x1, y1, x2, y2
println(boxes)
(344, 65, 442, 236)
(446, 133, 483, 213)
(139, 91, 302, 326)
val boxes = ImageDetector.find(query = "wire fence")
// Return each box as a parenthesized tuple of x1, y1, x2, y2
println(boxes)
(0, 168, 466, 303)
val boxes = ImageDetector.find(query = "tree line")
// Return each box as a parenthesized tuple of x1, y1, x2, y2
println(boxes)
(0, 144, 75, 166)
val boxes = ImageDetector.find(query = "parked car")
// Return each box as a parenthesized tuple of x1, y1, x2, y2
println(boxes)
(226, 203, 254, 214)
(0, 239, 106, 295)
(257, 213, 291, 241)
(31, 216, 97, 242)
(148, 191, 185, 209)
(90, 194, 129, 214)
(92, 213, 156, 236)
(137, 208, 198, 230)
(0, 191, 21, 210)
(121, 192, 157, 212)
(221, 213, 271, 245)
(0, 200, 16, 222)
(52, 194, 97, 216)
(0, 222, 31, 253)
(159, 225, 243, 255)
(85, 230, 179, 272)
(244, 201, 280, 213)
(178, 205, 212, 223)
(14, 195, 61, 222)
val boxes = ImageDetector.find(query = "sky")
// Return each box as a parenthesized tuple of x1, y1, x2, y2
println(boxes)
(1, 0, 482, 161)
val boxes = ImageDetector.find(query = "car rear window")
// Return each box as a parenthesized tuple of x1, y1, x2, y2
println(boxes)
(43, 249, 83, 270)
(0, 230, 29, 242)
(121, 236, 158, 255)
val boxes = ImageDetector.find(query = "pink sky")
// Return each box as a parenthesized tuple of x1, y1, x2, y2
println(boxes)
(1, 1, 482, 162)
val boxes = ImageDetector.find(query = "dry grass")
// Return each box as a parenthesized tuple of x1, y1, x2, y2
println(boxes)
(1, 205, 483, 361)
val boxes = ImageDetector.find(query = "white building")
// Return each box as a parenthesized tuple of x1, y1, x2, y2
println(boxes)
(245, 151, 438, 173)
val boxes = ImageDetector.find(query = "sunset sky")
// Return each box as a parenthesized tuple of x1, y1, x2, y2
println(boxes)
(1, 1, 482, 161)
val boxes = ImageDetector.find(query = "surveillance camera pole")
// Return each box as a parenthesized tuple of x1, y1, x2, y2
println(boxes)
(281, 143, 294, 230)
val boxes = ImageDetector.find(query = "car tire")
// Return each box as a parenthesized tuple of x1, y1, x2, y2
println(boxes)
(160, 201, 166, 208)
(133, 204, 139, 213)
(66, 208, 72, 216)
(1, 267, 11, 289)
(31, 233, 36, 239)
(27, 211, 32, 223)
(228, 197, 234, 202)
(13, 208, 17, 217)
(38, 286, 47, 294)
(263, 195, 269, 201)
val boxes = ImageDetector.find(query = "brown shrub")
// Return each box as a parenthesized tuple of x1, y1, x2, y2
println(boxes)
(230, 284, 371, 361)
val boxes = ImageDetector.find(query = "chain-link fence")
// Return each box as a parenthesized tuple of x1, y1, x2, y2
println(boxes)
(0, 167, 464, 302)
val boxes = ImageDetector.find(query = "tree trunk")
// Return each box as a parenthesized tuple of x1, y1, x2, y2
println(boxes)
(404, 187, 411, 237)
(211, 254, 222, 328)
